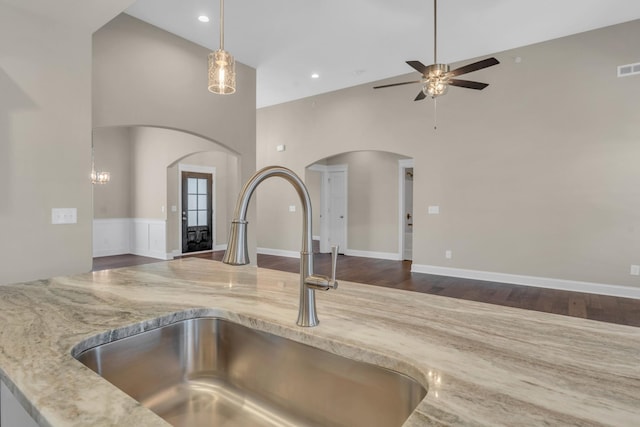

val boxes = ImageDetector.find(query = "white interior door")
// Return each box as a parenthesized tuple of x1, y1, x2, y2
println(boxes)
(328, 170, 346, 253)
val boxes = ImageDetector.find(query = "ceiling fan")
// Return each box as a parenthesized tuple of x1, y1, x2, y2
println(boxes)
(374, 0, 499, 101)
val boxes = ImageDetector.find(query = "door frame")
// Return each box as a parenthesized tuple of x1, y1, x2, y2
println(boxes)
(308, 163, 348, 253)
(178, 163, 216, 254)
(398, 159, 414, 260)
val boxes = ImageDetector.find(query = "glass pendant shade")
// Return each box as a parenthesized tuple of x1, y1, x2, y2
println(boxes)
(208, 50, 236, 94)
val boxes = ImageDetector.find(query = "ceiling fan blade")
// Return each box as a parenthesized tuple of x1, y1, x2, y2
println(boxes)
(448, 57, 499, 77)
(449, 79, 489, 90)
(373, 80, 421, 89)
(414, 91, 427, 101)
(406, 60, 429, 75)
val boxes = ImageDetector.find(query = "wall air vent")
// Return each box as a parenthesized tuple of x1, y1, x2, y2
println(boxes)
(617, 62, 640, 77)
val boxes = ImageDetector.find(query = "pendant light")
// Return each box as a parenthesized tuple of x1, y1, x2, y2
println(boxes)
(208, 0, 236, 94)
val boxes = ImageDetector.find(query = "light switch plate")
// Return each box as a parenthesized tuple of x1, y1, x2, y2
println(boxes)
(428, 206, 440, 215)
(631, 265, 640, 276)
(289, 205, 296, 212)
(51, 208, 77, 224)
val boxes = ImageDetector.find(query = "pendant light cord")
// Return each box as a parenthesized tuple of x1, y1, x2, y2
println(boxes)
(220, 0, 225, 50)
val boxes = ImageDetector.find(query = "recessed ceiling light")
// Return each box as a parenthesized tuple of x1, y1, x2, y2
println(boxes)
(198, 15, 210, 23)
(311, 73, 320, 79)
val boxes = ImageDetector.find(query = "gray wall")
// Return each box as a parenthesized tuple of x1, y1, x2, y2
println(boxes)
(305, 151, 407, 254)
(167, 148, 239, 252)
(257, 20, 640, 288)
(93, 126, 239, 253)
(93, 14, 257, 258)
(93, 127, 132, 219)
(0, 6, 256, 285)
(0, 2, 134, 285)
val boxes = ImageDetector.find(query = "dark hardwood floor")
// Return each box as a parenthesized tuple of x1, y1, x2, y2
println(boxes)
(93, 252, 640, 327)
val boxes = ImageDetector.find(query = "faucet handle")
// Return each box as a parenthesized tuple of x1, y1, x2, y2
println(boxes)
(304, 246, 339, 291)
(330, 245, 339, 288)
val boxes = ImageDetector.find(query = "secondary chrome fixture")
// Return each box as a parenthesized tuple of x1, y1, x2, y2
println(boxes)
(223, 166, 338, 327)
(208, 0, 236, 94)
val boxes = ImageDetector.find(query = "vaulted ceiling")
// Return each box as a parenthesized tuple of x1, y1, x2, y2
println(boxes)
(122, 1, 640, 107)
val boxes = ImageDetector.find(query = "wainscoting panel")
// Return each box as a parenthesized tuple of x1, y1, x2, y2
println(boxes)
(93, 219, 131, 258)
(93, 218, 170, 260)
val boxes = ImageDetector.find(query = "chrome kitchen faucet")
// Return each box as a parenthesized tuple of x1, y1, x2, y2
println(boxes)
(223, 166, 338, 327)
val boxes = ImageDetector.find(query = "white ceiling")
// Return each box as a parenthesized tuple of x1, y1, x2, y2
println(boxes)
(124, 0, 640, 108)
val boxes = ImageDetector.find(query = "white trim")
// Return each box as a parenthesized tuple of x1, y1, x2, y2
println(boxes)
(257, 247, 300, 258)
(328, 165, 348, 253)
(307, 164, 327, 172)
(178, 164, 217, 254)
(309, 163, 348, 253)
(130, 218, 166, 225)
(130, 219, 169, 260)
(344, 249, 403, 261)
(93, 218, 170, 260)
(320, 167, 329, 252)
(312, 235, 321, 241)
(398, 159, 414, 261)
(411, 264, 640, 300)
(214, 243, 228, 251)
(93, 218, 131, 257)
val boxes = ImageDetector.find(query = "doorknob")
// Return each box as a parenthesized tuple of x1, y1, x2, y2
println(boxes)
(340, 215, 344, 219)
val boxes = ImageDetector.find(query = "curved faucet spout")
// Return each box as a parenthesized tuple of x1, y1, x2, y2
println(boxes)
(222, 166, 338, 327)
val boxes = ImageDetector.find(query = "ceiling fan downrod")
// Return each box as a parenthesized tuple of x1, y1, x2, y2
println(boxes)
(433, 0, 437, 64)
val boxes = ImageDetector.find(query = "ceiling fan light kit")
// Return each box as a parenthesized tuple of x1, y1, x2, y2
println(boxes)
(422, 63, 450, 98)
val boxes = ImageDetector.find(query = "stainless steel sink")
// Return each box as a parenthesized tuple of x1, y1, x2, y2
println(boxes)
(75, 317, 426, 427)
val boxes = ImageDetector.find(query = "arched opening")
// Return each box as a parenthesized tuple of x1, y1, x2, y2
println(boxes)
(92, 125, 240, 260)
(304, 150, 413, 261)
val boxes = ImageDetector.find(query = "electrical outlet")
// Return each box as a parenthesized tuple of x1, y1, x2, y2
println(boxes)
(631, 265, 640, 276)
(445, 250, 452, 259)
(289, 205, 296, 212)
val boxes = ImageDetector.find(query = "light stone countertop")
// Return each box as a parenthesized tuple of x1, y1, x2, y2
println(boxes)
(0, 258, 638, 426)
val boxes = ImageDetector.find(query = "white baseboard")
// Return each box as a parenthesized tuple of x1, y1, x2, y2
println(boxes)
(257, 247, 402, 261)
(257, 247, 300, 258)
(344, 249, 403, 261)
(214, 243, 228, 251)
(130, 248, 172, 260)
(411, 264, 640, 300)
(93, 248, 130, 258)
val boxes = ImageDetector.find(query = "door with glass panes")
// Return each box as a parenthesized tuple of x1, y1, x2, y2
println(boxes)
(182, 172, 213, 253)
